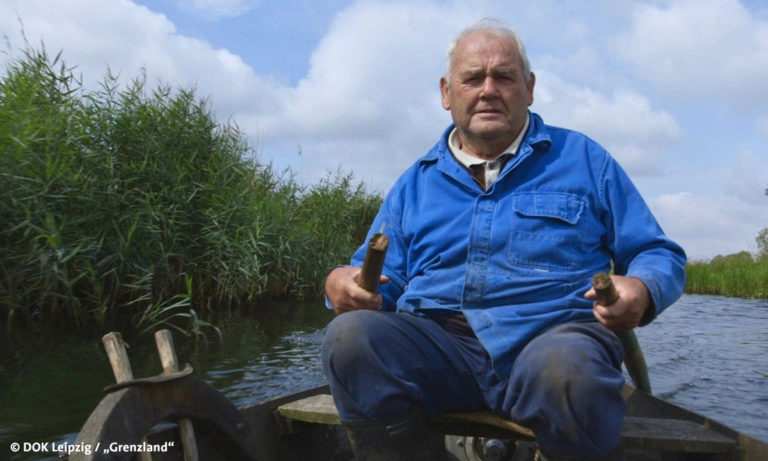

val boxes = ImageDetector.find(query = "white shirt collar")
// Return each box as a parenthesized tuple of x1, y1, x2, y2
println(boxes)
(447, 115, 530, 189)
(448, 114, 530, 168)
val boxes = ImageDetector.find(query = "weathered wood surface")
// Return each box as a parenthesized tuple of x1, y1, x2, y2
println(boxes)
(100, 332, 152, 461)
(72, 331, 256, 461)
(102, 332, 134, 383)
(358, 233, 389, 293)
(276, 393, 341, 425)
(72, 375, 258, 461)
(67, 331, 763, 461)
(592, 272, 620, 305)
(154, 330, 199, 461)
(621, 416, 735, 453)
(277, 393, 738, 454)
(67, 381, 767, 461)
(592, 272, 653, 394)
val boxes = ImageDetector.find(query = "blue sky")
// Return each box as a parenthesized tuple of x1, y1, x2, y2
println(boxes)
(2, 0, 767, 260)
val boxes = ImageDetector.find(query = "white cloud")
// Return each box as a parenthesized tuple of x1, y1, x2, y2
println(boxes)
(652, 192, 752, 259)
(647, 144, 768, 259)
(256, 1, 457, 138)
(725, 149, 768, 207)
(246, 1, 467, 189)
(616, 0, 768, 112)
(1, 0, 281, 119)
(1, 0, 456, 191)
(533, 71, 683, 177)
(176, 0, 261, 19)
(1, 0, 686, 189)
(2, 0, 765, 257)
(249, 1, 685, 186)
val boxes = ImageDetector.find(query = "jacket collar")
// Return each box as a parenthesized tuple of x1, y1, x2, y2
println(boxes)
(422, 112, 552, 193)
(421, 111, 552, 167)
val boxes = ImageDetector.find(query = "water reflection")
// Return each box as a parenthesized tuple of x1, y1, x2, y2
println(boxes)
(0, 301, 335, 460)
(186, 302, 333, 407)
(0, 295, 766, 461)
(206, 329, 328, 406)
(636, 294, 768, 442)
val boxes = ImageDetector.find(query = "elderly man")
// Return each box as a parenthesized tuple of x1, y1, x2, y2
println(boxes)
(322, 19, 686, 460)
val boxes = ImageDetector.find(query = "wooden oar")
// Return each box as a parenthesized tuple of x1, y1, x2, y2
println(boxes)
(592, 273, 653, 394)
(357, 233, 389, 293)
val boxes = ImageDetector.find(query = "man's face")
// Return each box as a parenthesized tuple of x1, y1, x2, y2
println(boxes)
(440, 31, 535, 156)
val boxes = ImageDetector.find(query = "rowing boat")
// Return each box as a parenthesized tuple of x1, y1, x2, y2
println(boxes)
(64, 332, 768, 461)
(66, 372, 768, 460)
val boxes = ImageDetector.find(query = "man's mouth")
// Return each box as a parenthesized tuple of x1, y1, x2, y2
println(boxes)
(474, 110, 502, 116)
(474, 107, 502, 114)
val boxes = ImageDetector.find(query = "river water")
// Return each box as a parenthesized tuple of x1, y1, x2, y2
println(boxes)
(0, 295, 766, 460)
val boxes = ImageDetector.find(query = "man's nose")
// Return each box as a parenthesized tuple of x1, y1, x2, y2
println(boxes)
(479, 77, 499, 98)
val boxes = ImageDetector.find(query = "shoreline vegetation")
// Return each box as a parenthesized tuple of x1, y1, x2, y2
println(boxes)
(685, 252, 768, 299)
(1, 48, 766, 350)
(1, 47, 380, 346)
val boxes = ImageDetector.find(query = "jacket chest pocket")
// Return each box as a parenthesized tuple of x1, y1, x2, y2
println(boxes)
(507, 192, 586, 272)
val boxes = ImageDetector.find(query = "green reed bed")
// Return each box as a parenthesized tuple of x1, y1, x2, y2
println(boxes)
(685, 254, 768, 299)
(0, 48, 380, 341)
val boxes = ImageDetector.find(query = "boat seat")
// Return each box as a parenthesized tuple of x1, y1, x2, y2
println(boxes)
(276, 394, 737, 454)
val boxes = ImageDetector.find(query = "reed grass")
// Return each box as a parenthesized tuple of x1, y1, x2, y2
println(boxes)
(685, 252, 768, 299)
(0, 47, 381, 341)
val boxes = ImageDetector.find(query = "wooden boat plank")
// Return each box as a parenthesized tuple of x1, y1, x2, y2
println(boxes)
(276, 393, 341, 425)
(68, 330, 766, 461)
(66, 382, 767, 461)
(277, 393, 738, 454)
(621, 416, 736, 453)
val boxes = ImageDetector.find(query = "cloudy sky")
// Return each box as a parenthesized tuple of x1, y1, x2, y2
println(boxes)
(2, 0, 767, 260)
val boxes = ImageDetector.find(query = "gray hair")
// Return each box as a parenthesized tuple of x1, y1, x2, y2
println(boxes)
(444, 18, 532, 84)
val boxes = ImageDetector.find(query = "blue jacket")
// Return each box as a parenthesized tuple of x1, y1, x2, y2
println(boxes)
(348, 112, 686, 378)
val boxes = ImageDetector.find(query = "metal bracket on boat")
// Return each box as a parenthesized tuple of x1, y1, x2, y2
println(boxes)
(102, 363, 194, 393)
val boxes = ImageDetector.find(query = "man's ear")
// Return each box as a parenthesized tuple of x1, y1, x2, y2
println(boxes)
(440, 77, 451, 110)
(526, 72, 536, 106)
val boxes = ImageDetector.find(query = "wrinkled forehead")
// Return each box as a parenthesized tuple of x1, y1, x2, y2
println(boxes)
(451, 31, 523, 72)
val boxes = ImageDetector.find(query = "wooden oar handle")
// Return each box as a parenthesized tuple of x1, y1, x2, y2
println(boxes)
(591, 272, 653, 394)
(358, 233, 389, 293)
(592, 272, 619, 305)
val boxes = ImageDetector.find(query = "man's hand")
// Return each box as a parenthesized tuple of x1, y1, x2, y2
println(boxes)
(325, 266, 390, 315)
(584, 275, 651, 331)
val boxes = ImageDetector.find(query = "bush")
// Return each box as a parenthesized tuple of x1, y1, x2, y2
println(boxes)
(757, 228, 768, 261)
(0, 47, 380, 340)
(685, 254, 768, 299)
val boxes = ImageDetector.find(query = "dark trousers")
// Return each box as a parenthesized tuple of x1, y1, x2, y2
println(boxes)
(321, 310, 626, 458)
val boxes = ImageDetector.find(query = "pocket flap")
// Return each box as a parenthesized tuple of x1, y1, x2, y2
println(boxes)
(512, 192, 584, 224)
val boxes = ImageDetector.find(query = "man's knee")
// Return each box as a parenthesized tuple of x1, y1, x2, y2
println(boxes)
(518, 323, 623, 378)
(321, 310, 383, 370)
(323, 310, 381, 347)
(507, 323, 625, 458)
